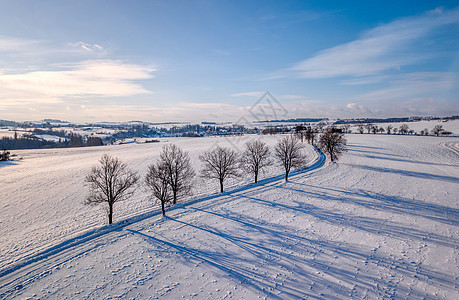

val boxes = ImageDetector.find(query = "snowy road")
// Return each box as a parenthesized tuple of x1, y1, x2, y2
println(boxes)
(1, 134, 458, 299)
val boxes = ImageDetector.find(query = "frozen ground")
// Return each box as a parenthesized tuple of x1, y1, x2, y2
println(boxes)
(0, 134, 458, 299)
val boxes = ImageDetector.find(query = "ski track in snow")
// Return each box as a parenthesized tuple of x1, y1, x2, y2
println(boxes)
(1, 134, 459, 299)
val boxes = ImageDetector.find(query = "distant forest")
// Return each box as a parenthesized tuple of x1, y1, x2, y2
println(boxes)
(0, 130, 103, 150)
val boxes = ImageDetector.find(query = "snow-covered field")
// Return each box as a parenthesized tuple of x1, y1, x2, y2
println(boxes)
(0, 133, 458, 299)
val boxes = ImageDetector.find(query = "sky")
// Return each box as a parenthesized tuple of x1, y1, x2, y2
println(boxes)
(0, 0, 458, 123)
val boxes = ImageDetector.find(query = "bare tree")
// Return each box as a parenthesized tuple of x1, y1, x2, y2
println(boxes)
(365, 123, 374, 133)
(145, 162, 172, 216)
(295, 125, 306, 142)
(318, 127, 347, 162)
(342, 124, 351, 133)
(85, 154, 139, 224)
(357, 125, 365, 134)
(0, 149, 10, 161)
(305, 126, 317, 145)
(200, 146, 240, 193)
(274, 136, 306, 181)
(386, 125, 393, 134)
(371, 125, 378, 134)
(240, 140, 271, 183)
(399, 124, 409, 135)
(160, 144, 195, 204)
(431, 125, 444, 136)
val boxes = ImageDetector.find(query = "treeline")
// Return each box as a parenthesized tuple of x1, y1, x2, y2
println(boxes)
(354, 124, 453, 136)
(0, 133, 103, 150)
(85, 127, 347, 224)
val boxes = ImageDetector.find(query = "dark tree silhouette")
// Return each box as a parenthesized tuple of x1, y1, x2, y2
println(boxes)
(85, 154, 139, 224)
(318, 127, 347, 162)
(200, 146, 240, 193)
(341, 124, 351, 133)
(365, 123, 374, 133)
(240, 140, 271, 183)
(431, 125, 444, 136)
(371, 125, 378, 134)
(386, 125, 393, 134)
(159, 144, 195, 204)
(87, 136, 104, 146)
(399, 124, 409, 135)
(0, 149, 10, 161)
(145, 162, 172, 216)
(274, 136, 306, 181)
(295, 125, 306, 142)
(357, 125, 365, 134)
(305, 126, 317, 145)
(421, 128, 429, 136)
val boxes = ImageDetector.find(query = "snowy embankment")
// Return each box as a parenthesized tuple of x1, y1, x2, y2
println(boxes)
(1, 134, 458, 299)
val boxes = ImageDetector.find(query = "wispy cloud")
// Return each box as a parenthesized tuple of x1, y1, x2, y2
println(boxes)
(355, 72, 458, 101)
(0, 60, 156, 104)
(278, 7, 459, 80)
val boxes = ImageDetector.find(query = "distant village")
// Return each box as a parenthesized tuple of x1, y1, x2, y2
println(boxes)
(0, 115, 457, 151)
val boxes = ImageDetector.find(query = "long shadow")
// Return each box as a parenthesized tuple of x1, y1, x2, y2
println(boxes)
(0, 161, 17, 168)
(347, 148, 396, 156)
(348, 153, 458, 167)
(128, 219, 383, 298)
(278, 181, 459, 231)
(126, 228, 323, 299)
(238, 191, 457, 249)
(285, 182, 459, 226)
(352, 164, 459, 183)
(141, 207, 456, 298)
(228, 206, 457, 291)
(347, 144, 385, 150)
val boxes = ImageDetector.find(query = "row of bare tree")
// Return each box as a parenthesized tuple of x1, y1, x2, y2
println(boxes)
(85, 128, 346, 224)
(356, 123, 452, 136)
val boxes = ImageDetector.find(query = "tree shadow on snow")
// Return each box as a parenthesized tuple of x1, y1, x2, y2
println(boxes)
(127, 201, 456, 299)
(347, 153, 459, 167)
(351, 164, 459, 183)
(0, 161, 18, 168)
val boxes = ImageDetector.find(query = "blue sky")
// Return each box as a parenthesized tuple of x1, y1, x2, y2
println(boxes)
(0, 0, 458, 122)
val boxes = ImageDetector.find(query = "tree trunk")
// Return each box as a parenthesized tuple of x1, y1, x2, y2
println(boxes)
(285, 171, 289, 181)
(254, 172, 258, 183)
(108, 203, 113, 224)
(172, 190, 177, 205)
(220, 179, 224, 193)
(161, 201, 166, 216)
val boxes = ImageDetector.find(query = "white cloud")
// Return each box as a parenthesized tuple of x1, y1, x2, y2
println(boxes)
(0, 60, 156, 103)
(282, 8, 459, 80)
